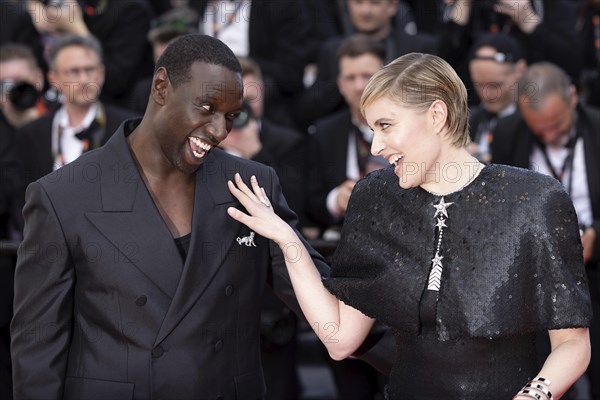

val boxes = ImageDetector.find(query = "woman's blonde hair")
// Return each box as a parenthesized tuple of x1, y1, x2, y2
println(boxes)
(360, 53, 470, 147)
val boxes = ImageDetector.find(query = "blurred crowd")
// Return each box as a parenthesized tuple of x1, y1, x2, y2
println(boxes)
(1, 0, 599, 399)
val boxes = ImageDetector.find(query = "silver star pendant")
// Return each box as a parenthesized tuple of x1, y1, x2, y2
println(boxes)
(433, 197, 454, 219)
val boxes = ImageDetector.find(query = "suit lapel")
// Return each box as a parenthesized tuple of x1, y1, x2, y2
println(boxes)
(155, 149, 242, 345)
(84, 126, 183, 298)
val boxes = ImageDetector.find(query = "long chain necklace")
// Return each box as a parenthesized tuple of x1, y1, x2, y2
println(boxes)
(425, 159, 482, 291)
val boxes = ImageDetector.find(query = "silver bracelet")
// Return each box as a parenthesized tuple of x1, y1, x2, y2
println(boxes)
(525, 383, 553, 400)
(518, 389, 545, 400)
(532, 377, 552, 386)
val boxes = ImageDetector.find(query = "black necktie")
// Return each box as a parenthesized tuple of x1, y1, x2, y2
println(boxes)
(74, 119, 101, 153)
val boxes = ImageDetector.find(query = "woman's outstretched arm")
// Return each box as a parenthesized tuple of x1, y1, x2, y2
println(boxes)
(227, 173, 375, 360)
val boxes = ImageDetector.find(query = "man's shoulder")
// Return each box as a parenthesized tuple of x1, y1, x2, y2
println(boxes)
(493, 110, 528, 140)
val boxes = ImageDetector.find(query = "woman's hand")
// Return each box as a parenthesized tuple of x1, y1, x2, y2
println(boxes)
(227, 173, 295, 245)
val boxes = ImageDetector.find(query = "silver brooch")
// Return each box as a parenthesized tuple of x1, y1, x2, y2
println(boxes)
(236, 231, 256, 247)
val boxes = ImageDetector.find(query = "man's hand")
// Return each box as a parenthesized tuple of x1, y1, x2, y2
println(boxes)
(494, 0, 541, 33)
(26, 0, 90, 36)
(444, 0, 473, 26)
(336, 180, 356, 214)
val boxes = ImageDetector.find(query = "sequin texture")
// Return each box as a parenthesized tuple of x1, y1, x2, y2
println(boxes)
(324, 164, 592, 399)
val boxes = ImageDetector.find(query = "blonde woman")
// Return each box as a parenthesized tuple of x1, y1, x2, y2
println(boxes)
(227, 53, 591, 400)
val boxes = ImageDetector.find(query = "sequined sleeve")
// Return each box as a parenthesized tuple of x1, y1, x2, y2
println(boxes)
(523, 177, 593, 330)
(322, 168, 427, 334)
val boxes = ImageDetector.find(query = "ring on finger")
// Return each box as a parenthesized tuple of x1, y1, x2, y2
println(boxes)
(260, 197, 271, 207)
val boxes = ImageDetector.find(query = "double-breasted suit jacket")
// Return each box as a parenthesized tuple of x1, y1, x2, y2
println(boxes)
(11, 118, 329, 400)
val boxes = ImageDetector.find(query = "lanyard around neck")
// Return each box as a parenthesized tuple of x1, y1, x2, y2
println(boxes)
(537, 130, 579, 196)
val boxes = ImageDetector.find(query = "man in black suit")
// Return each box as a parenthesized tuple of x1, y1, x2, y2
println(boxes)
(492, 62, 600, 399)
(11, 34, 391, 400)
(307, 35, 385, 233)
(13, 34, 136, 232)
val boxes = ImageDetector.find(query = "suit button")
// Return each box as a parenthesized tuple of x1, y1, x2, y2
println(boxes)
(214, 340, 223, 352)
(135, 295, 147, 306)
(152, 346, 164, 358)
(225, 285, 234, 297)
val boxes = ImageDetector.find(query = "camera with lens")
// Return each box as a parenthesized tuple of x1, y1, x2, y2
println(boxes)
(232, 101, 254, 130)
(0, 80, 40, 111)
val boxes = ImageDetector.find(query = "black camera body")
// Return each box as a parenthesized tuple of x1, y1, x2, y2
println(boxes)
(0, 81, 40, 111)
(232, 101, 254, 129)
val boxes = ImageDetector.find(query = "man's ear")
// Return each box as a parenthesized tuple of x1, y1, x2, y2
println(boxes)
(568, 84, 579, 108)
(152, 67, 169, 105)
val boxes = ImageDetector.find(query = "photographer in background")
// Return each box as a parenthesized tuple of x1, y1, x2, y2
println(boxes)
(0, 43, 48, 135)
(0, 43, 51, 241)
(0, 42, 49, 400)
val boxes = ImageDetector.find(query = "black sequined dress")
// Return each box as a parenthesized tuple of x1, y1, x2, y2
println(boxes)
(324, 164, 592, 400)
